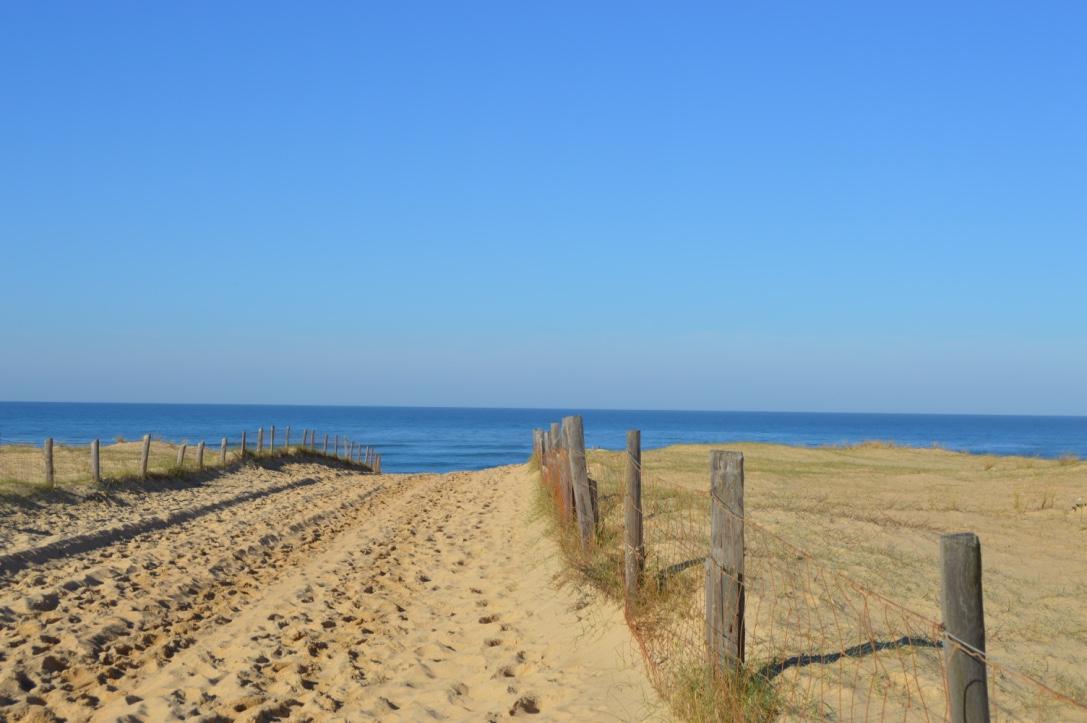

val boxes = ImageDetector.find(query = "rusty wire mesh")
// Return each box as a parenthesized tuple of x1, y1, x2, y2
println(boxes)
(559, 447, 1087, 722)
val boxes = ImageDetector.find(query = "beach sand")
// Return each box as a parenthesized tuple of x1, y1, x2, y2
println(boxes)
(0, 461, 663, 721)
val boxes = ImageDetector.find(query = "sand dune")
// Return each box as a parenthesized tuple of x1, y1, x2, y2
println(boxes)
(0, 462, 662, 721)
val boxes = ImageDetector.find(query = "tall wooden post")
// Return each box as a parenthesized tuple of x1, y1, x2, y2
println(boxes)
(323, 433, 329, 455)
(197, 441, 205, 470)
(563, 416, 595, 550)
(44, 438, 55, 487)
(270, 425, 276, 452)
(257, 427, 264, 454)
(140, 434, 151, 479)
(90, 439, 101, 484)
(176, 443, 187, 468)
(220, 437, 228, 465)
(240, 430, 247, 457)
(624, 430, 644, 603)
(285, 426, 290, 450)
(941, 532, 990, 723)
(334, 434, 339, 459)
(706, 450, 745, 670)
(375, 454, 382, 474)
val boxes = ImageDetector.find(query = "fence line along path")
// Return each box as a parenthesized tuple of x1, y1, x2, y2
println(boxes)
(0, 427, 384, 487)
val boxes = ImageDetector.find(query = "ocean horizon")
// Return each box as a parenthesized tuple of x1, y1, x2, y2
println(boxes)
(0, 401, 1083, 473)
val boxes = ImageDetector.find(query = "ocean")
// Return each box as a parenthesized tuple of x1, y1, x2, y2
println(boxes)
(0, 402, 1083, 473)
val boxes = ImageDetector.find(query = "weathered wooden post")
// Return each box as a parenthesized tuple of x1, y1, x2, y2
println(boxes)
(334, 434, 339, 459)
(176, 443, 187, 468)
(302, 429, 309, 448)
(375, 454, 382, 474)
(140, 434, 151, 479)
(706, 450, 745, 670)
(624, 430, 645, 603)
(285, 426, 290, 450)
(257, 427, 264, 454)
(197, 441, 205, 470)
(941, 532, 990, 723)
(240, 430, 248, 457)
(90, 439, 101, 484)
(323, 433, 329, 455)
(270, 425, 276, 452)
(220, 437, 228, 465)
(43, 438, 55, 486)
(563, 416, 595, 550)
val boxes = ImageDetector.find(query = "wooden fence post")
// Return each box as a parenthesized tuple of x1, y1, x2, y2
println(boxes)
(563, 416, 595, 550)
(375, 454, 381, 474)
(285, 426, 290, 450)
(302, 429, 309, 448)
(706, 450, 745, 671)
(334, 435, 339, 459)
(140, 434, 151, 479)
(941, 532, 990, 722)
(177, 443, 187, 468)
(221, 437, 228, 465)
(90, 439, 101, 484)
(197, 441, 205, 471)
(557, 421, 574, 523)
(270, 425, 276, 452)
(43, 438, 55, 487)
(257, 427, 264, 454)
(323, 433, 329, 455)
(240, 430, 247, 457)
(624, 430, 644, 603)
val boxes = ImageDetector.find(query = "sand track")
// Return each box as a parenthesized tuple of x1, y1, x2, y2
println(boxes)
(0, 462, 661, 721)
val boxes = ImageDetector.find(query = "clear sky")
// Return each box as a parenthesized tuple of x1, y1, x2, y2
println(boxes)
(2, 3, 1084, 414)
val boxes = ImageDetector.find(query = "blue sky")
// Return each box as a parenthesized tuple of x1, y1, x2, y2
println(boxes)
(2, 2, 1084, 414)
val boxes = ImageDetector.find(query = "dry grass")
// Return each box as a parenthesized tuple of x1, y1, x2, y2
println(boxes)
(538, 442, 1087, 720)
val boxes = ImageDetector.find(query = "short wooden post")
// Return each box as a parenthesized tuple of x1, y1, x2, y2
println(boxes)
(44, 438, 55, 486)
(334, 434, 339, 459)
(302, 429, 309, 448)
(323, 433, 329, 455)
(706, 450, 744, 670)
(270, 425, 276, 452)
(941, 532, 990, 722)
(220, 437, 228, 465)
(140, 434, 151, 479)
(624, 430, 644, 603)
(197, 441, 205, 470)
(90, 439, 101, 484)
(563, 416, 595, 549)
(176, 443, 187, 468)
(240, 430, 248, 457)
(375, 454, 381, 474)
(257, 427, 264, 454)
(285, 426, 290, 450)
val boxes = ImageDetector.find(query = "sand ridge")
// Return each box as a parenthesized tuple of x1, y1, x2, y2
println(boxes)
(0, 461, 663, 721)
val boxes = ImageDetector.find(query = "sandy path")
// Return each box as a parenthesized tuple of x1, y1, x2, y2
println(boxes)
(0, 462, 662, 721)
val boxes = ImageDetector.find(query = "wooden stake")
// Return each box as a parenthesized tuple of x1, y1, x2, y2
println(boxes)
(257, 427, 264, 454)
(140, 434, 151, 479)
(176, 443, 187, 468)
(197, 441, 205, 471)
(221, 437, 228, 465)
(563, 416, 595, 549)
(624, 430, 644, 603)
(941, 532, 990, 722)
(44, 438, 55, 487)
(90, 439, 101, 484)
(706, 450, 744, 670)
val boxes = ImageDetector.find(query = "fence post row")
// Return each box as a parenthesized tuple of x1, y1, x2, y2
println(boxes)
(941, 532, 990, 722)
(140, 434, 151, 479)
(624, 430, 644, 604)
(706, 450, 745, 671)
(90, 439, 101, 484)
(43, 437, 55, 487)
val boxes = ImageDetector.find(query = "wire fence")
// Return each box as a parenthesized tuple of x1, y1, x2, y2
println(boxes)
(536, 420, 1087, 721)
(0, 428, 381, 488)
